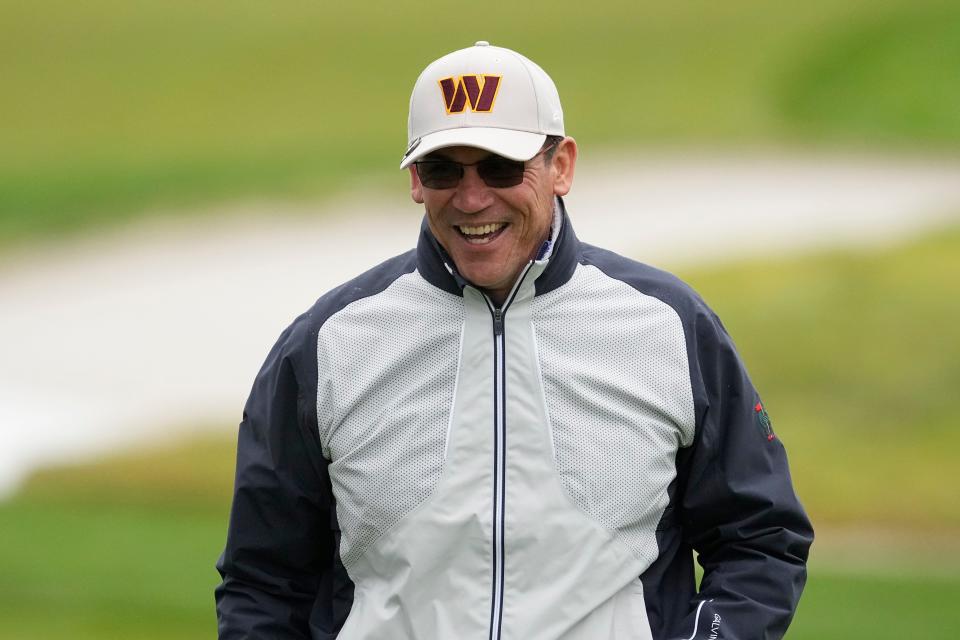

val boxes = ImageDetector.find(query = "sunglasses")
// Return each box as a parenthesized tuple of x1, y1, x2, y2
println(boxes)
(414, 142, 558, 190)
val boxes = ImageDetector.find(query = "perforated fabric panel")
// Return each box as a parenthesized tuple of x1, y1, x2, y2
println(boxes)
(317, 271, 464, 568)
(531, 264, 695, 561)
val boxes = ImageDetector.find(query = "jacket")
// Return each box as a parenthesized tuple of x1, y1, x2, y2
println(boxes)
(216, 200, 813, 639)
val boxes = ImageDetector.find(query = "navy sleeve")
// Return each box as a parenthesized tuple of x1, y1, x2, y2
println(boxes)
(215, 316, 350, 639)
(671, 306, 814, 639)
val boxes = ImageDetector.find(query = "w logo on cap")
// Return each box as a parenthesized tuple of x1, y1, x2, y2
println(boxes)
(438, 75, 501, 114)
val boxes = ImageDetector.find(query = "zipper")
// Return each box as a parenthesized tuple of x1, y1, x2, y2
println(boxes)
(488, 310, 505, 640)
(484, 262, 534, 640)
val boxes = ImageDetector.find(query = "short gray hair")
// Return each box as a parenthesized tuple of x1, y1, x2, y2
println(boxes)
(543, 135, 564, 163)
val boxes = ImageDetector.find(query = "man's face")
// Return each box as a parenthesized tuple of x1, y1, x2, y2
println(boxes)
(410, 138, 577, 305)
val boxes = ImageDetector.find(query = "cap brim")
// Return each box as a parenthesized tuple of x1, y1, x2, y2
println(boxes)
(400, 128, 547, 169)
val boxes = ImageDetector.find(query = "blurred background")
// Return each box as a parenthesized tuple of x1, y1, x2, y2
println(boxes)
(1, 1, 958, 637)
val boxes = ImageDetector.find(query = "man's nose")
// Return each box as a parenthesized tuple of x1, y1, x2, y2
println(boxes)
(451, 165, 493, 213)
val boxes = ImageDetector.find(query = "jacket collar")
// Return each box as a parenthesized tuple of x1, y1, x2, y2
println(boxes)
(416, 196, 581, 298)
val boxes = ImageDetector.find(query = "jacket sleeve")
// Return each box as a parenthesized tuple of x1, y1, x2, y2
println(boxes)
(215, 320, 349, 639)
(671, 307, 814, 639)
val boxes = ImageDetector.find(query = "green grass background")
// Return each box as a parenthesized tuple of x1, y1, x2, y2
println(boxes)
(2, 229, 958, 638)
(3, 0, 959, 636)
(2, 0, 960, 244)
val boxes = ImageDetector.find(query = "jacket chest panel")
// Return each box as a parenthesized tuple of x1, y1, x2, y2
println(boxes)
(530, 264, 697, 561)
(317, 273, 465, 568)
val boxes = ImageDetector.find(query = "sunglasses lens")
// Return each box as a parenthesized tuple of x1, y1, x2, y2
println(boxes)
(416, 161, 461, 189)
(477, 157, 525, 188)
(415, 155, 528, 189)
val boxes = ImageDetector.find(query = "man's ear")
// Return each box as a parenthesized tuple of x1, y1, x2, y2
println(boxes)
(551, 137, 578, 197)
(409, 166, 424, 204)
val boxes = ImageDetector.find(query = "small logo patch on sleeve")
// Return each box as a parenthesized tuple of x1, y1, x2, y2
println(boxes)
(754, 401, 776, 441)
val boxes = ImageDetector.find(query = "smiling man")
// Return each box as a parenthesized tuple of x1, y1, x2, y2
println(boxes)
(216, 42, 813, 640)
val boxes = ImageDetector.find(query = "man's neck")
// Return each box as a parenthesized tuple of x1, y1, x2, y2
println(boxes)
(483, 202, 562, 307)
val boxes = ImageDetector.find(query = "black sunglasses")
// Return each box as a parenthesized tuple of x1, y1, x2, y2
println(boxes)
(414, 142, 558, 190)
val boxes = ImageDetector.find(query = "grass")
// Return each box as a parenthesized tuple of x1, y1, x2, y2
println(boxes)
(776, 3, 960, 146)
(679, 226, 960, 529)
(1, 492, 954, 639)
(0, 501, 223, 640)
(0, 437, 233, 640)
(3, 0, 960, 245)
(1, 226, 957, 637)
(790, 570, 957, 638)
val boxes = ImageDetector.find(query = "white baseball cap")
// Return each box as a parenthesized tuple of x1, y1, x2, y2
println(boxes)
(400, 41, 565, 169)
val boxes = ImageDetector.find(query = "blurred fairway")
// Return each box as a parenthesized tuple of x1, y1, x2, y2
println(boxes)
(2, 226, 957, 637)
(0, 494, 957, 640)
(680, 226, 960, 530)
(3, 0, 960, 245)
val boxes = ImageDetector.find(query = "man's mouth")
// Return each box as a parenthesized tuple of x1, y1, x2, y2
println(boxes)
(457, 223, 507, 245)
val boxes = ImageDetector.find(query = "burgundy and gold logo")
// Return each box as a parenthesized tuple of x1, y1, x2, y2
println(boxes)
(438, 75, 502, 114)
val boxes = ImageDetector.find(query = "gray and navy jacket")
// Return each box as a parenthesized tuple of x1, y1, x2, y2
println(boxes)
(216, 200, 813, 639)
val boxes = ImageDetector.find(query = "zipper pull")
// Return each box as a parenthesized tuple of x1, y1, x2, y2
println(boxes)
(493, 308, 504, 336)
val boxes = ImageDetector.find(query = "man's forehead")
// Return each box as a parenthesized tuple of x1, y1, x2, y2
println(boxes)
(423, 145, 500, 162)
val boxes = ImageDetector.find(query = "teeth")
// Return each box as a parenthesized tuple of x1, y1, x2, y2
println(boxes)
(459, 223, 505, 236)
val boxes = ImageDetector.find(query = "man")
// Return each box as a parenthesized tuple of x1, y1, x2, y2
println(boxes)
(216, 41, 813, 639)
